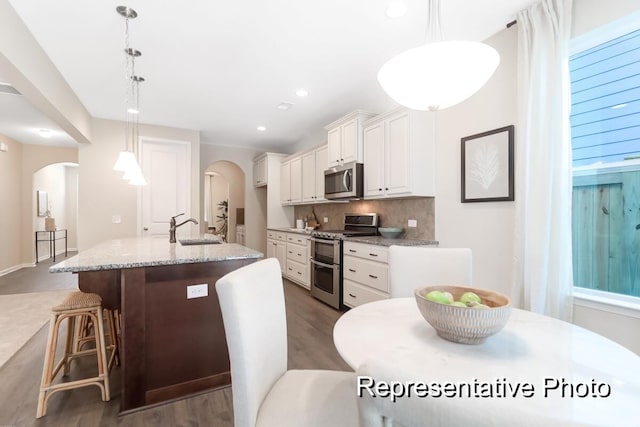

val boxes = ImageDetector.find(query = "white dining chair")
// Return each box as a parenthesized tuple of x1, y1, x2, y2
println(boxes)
(215, 258, 359, 427)
(388, 246, 472, 298)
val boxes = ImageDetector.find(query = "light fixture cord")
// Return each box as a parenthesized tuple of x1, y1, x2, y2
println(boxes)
(124, 15, 131, 152)
(425, 0, 443, 43)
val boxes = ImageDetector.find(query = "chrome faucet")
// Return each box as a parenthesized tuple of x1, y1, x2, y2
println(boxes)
(169, 213, 199, 243)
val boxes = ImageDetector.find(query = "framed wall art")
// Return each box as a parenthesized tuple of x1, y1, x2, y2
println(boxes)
(461, 125, 514, 203)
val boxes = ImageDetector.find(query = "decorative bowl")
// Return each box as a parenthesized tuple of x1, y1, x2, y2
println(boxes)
(414, 285, 511, 344)
(378, 227, 404, 238)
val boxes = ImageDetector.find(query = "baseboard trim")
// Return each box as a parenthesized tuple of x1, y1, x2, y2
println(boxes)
(0, 263, 33, 277)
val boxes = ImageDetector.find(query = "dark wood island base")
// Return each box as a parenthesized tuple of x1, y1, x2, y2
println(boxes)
(79, 258, 256, 413)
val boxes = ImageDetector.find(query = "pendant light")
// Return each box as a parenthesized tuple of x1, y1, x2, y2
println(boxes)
(377, 0, 500, 111)
(113, 6, 147, 185)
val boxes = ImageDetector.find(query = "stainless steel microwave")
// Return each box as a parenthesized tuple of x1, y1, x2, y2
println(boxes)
(324, 162, 363, 200)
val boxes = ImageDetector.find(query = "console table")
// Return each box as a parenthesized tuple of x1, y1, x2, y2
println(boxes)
(35, 229, 67, 263)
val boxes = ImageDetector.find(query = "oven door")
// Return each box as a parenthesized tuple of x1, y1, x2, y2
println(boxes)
(310, 237, 340, 265)
(310, 258, 341, 309)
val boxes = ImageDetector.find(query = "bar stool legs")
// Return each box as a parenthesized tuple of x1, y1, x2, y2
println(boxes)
(36, 292, 111, 419)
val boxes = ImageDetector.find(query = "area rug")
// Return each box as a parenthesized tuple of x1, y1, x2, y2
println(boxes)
(0, 290, 72, 369)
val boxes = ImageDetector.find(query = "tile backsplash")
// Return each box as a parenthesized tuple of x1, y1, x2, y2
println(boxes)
(294, 198, 434, 240)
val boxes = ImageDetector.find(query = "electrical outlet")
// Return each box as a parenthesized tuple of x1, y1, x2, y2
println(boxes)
(408, 219, 417, 228)
(323, 217, 329, 223)
(187, 284, 208, 299)
(112, 215, 121, 224)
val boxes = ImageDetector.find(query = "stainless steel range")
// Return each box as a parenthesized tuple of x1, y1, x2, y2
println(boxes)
(310, 213, 379, 309)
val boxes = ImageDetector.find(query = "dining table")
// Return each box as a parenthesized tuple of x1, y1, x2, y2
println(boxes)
(333, 298, 640, 426)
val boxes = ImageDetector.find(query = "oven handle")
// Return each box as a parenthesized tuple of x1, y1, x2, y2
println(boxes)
(310, 237, 338, 245)
(310, 258, 338, 270)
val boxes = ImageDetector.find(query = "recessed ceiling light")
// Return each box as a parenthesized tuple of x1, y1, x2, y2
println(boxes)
(276, 102, 294, 111)
(611, 103, 627, 109)
(38, 129, 52, 138)
(257, 126, 267, 131)
(296, 89, 308, 97)
(386, 1, 407, 18)
(127, 108, 139, 114)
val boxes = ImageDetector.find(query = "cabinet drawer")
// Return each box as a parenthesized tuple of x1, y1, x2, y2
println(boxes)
(343, 280, 389, 308)
(343, 256, 388, 293)
(343, 241, 389, 263)
(286, 242, 307, 264)
(276, 232, 287, 242)
(267, 230, 276, 239)
(286, 233, 307, 245)
(286, 259, 307, 283)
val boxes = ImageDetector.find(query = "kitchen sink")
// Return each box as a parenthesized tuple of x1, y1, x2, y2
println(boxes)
(179, 238, 222, 245)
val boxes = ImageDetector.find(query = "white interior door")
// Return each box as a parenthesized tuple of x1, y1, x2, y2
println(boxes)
(140, 138, 191, 237)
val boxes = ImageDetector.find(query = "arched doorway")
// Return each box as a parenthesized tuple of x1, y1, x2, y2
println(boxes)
(32, 162, 79, 260)
(203, 161, 245, 243)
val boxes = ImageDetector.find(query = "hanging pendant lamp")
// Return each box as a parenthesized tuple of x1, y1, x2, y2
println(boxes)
(377, 0, 500, 111)
(113, 5, 147, 185)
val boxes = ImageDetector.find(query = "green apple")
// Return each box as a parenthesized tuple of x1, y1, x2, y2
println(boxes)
(425, 290, 453, 305)
(460, 291, 482, 306)
(451, 301, 467, 308)
(472, 303, 490, 309)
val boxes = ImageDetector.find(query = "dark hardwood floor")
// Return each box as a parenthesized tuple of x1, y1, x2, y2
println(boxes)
(0, 264, 350, 426)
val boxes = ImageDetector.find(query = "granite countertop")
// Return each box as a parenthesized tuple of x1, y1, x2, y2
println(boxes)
(49, 236, 263, 273)
(268, 227, 313, 235)
(344, 236, 439, 247)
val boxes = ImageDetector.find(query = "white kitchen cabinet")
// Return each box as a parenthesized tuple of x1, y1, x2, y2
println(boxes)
(301, 145, 328, 203)
(280, 156, 302, 205)
(314, 145, 327, 202)
(363, 108, 436, 199)
(285, 233, 309, 289)
(290, 156, 302, 203)
(253, 155, 267, 187)
(275, 232, 287, 275)
(302, 151, 316, 202)
(342, 241, 390, 308)
(266, 238, 277, 259)
(325, 111, 376, 167)
(280, 160, 291, 205)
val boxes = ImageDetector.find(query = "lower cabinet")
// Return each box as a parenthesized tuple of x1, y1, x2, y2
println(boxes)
(285, 233, 310, 289)
(342, 241, 390, 308)
(268, 230, 310, 289)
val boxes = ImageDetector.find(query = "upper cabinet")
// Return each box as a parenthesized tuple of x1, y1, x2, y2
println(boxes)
(281, 155, 302, 205)
(325, 111, 377, 167)
(363, 108, 436, 199)
(253, 154, 268, 187)
(302, 145, 328, 203)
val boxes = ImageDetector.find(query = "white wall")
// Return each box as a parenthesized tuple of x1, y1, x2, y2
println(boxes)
(200, 144, 266, 255)
(65, 165, 78, 249)
(433, 0, 640, 354)
(33, 164, 67, 259)
(78, 118, 200, 250)
(0, 135, 23, 274)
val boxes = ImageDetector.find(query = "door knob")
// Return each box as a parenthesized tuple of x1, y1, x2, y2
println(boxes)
(143, 227, 149, 231)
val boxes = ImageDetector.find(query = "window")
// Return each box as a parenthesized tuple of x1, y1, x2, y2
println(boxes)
(570, 20, 640, 299)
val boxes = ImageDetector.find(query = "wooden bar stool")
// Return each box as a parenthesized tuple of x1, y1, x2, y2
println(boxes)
(36, 291, 110, 418)
(73, 309, 120, 370)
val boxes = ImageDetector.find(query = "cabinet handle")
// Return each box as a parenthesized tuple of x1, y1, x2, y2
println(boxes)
(349, 293, 356, 298)
(369, 274, 378, 279)
(288, 251, 293, 254)
(297, 272, 302, 275)
(369, 253, 378, 257)
(297, 253, 302, 256)
(348, 249, 356, 253)
(348, 268, 356, 272)
(385, 187, 389, 190)
(378, 188, 382, 191)
(288, 268, 293, 271)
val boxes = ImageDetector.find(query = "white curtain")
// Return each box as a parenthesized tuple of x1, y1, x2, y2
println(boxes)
(512, 0, 574, 321)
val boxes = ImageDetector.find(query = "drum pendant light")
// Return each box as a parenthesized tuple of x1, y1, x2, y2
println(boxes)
(377, 0, 500, 111)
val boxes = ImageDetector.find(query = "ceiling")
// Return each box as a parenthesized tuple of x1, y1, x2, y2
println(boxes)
(4, 0, 536, 151)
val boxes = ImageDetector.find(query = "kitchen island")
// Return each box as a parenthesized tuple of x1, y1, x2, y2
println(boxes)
(50, 237, 263, 413)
